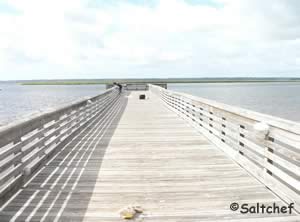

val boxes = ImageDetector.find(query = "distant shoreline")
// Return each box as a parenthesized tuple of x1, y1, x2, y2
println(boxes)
(19, 79, 300, 85)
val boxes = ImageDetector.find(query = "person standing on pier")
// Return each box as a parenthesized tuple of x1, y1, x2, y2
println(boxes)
(113, 82, 123, 92)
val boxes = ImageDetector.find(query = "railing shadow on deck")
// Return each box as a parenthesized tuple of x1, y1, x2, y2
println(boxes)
(0, 92, 128, 222)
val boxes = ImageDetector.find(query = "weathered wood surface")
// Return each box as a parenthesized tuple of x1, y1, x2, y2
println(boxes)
(0, 91, 299, 221)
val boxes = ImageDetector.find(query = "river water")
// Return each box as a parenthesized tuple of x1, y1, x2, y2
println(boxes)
(169, 82, 300, 122)
(0, 82, 299, 127)
(0, 83, 105, 127)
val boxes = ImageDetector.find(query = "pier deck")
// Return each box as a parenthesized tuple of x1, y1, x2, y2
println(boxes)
(0, 91, 298, 221)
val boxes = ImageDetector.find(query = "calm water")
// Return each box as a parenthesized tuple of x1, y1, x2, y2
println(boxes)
(169, 83, 300, 122)
(0, 83, 105, 127)
(0, 82, 299, 127)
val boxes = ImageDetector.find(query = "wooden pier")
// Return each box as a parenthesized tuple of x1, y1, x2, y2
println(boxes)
(0, 84, 299, 221)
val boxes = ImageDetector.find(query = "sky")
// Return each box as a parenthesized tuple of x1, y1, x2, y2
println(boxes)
(0, 0, 300, 80)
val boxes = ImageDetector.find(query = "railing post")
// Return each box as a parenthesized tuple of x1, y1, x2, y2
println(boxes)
(253, 122, 270, 182)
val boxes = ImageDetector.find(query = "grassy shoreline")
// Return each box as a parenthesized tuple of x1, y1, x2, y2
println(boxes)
(21, 81, 109, 85)
(20, 79, 300, 85)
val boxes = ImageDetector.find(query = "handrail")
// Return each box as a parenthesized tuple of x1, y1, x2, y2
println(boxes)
(0, 86, 120, 203)
(149, 84, 300, 212)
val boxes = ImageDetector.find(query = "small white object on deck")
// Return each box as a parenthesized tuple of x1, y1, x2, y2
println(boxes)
(253, 122, 270, 140)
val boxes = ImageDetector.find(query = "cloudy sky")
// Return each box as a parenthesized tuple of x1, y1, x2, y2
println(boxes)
(0, 0, 300, 80)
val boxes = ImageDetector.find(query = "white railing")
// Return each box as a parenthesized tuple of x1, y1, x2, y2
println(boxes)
(149, 84, 300, 212)
(0, 87, 120, 203)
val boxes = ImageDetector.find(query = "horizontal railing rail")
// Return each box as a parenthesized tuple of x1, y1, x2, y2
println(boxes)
(0, 86, 120, 203)
(149, 84, 300, 212)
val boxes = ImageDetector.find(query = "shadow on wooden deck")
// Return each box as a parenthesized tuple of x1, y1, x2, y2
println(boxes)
(0, 92, 128, 222)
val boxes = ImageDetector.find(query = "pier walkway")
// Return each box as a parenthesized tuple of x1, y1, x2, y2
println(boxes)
(0, 87, 299, 221)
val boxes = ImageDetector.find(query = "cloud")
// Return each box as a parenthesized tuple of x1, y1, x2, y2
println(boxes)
(0, 0, 300, 80)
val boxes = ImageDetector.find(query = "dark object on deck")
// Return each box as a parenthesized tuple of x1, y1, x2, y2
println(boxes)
(139, 94, 146, 100)
(113, 82, 123, 92)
